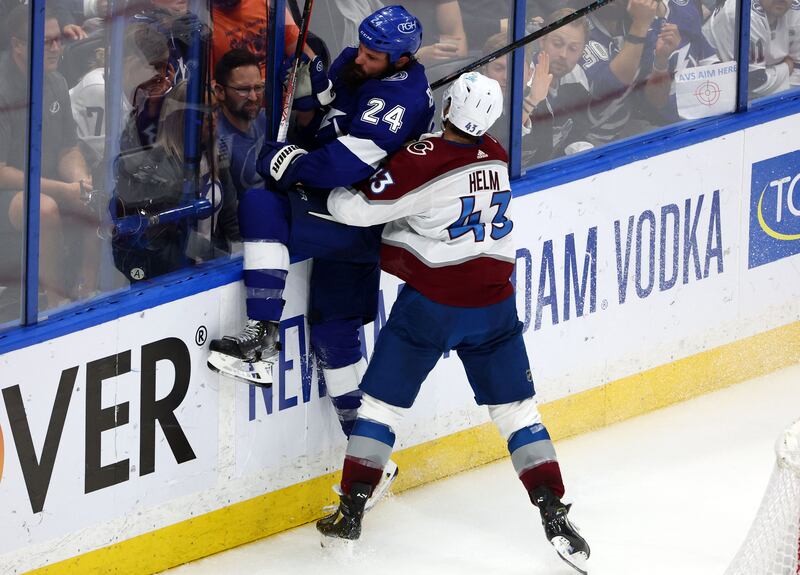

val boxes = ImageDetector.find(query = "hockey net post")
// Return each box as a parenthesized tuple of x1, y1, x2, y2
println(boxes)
(724, 419, 800, 575)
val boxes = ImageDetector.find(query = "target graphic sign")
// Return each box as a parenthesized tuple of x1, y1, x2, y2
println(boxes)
(675, 61, 737, 119)
(694, 80, 722, 107)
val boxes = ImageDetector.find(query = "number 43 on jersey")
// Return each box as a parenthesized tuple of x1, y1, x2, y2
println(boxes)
(448, 191, 513, 242)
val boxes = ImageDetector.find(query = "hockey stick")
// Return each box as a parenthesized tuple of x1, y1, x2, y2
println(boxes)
(276, 0, 316, 142)
(430, 0, 615, 90)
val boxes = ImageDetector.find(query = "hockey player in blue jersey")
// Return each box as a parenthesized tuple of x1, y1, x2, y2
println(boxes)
(207, 6, 434, 447)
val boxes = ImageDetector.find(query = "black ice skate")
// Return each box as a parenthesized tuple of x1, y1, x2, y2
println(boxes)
(207, 320, 280, 387)
(530, 486, 590, 574)
(332, 460, 399, 513)
(317, 482, 371, 543)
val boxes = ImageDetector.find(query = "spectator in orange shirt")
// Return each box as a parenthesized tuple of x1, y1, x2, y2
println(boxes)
(211, 0, 305, 74)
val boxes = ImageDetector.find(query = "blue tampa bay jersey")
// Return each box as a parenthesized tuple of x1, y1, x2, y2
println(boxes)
(580, 17, 634, 144)
(292, 47, 435, 189)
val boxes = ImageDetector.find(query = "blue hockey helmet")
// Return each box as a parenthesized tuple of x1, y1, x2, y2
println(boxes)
(358, 5, 423, 63)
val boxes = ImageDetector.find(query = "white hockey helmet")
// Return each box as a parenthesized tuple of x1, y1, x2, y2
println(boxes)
(441, 71, 503, 137)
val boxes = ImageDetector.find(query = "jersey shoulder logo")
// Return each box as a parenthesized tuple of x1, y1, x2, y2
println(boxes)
(407, 140, 434, 156)
(588, 40, 609, 61)
(477, 149, 489, 159)
(383, 71, 409, 82)
(670, 0, 689, 6)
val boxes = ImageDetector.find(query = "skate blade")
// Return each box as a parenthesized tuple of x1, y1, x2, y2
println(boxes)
(319, 533, 356, 554)
(207, 352, 274, 388)
(364, 460, 399, 512)
(550, 536, 589, 574)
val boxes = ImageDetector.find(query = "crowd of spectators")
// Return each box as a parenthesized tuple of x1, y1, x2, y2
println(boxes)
(489, 0, 800, 166)
(0, 0, 798, 324)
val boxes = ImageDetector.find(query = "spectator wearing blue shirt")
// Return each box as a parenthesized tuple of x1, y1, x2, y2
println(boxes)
(214, 49, 267, 198)
(579, 0, 658, 145)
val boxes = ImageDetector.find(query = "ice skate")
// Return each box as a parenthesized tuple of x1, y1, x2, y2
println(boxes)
(331, 460, 399, 513)
(317, 482, 371, 544)
(207, 320, 280, 387)
(530, 486, 590, 574)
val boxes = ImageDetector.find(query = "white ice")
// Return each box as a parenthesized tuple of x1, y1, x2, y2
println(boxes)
(163, 364, 800, 575)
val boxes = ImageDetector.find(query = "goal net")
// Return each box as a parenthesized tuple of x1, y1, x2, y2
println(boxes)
(725, 419, 800, 575)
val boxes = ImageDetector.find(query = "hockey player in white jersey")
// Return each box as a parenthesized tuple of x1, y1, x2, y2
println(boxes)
(316, 72, 591, 574)
(704, 0, 795, 98)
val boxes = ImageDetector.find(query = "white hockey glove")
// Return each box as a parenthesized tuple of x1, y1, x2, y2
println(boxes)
(258, 141, 308, 192)
(283, 55, 334, 110)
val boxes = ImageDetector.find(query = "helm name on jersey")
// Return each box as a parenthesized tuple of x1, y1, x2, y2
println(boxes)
(469, 169, 501, 193)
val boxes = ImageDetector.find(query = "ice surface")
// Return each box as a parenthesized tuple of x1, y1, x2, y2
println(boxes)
(163, 364, 800, 575)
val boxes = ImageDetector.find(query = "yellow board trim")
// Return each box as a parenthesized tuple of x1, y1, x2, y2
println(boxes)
(28, 321, 800, 575)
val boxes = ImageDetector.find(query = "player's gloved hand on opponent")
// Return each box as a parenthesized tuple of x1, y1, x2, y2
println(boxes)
(257, 140, 308, 192)
(282, 54, 334, 110)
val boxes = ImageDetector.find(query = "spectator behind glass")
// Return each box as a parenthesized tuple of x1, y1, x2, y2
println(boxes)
(0, 0, 88, 41)
(402, 0, 468, 71)
(481, 31, 531, 150)
(73, 24, 171, 165)
(578, 0, 658, 145)
(0, 6, 98, 307)
(119, 25, 175, 151)
(704, 0, 795, 99)
(210, 0, 305, 74)
(523, 9, 594, 164)
(70, 46, 107, 169)
(214, 49, 268, 198)
(112, 81, 240, 283)
(132, 0, 210, 88)
(632, 0, 719, 124)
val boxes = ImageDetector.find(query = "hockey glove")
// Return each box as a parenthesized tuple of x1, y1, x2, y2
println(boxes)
(282, 54, 334, 111)
(257, 140, 308, 192)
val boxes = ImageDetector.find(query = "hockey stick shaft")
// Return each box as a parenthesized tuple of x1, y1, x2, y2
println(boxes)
(277, 0, 315, 142)
(430, 0, 615, 90)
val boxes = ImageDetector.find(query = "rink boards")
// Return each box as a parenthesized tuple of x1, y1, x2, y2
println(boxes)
(1, 115, 800, 574)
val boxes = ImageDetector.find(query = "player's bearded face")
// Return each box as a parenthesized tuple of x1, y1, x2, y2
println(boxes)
(342, 44, 398, 88)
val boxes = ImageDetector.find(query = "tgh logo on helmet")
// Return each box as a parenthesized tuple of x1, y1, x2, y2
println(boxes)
(398, 21, 417, 34)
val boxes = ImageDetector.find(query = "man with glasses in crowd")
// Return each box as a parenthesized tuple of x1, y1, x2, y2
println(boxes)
(215, 48, 268, 198)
